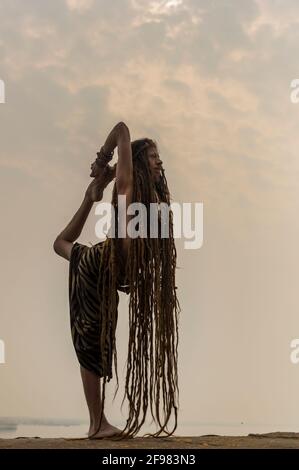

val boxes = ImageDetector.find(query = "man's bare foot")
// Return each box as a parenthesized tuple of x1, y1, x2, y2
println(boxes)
(88, 422, 123, 439)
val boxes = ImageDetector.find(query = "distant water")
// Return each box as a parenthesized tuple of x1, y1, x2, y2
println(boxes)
(1, 422, 298, 439)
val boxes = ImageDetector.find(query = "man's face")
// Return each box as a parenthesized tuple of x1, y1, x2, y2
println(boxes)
(147, 146, 163, 182)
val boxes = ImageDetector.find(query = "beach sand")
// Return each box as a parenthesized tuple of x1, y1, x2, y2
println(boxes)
(1, 432, 299, 449)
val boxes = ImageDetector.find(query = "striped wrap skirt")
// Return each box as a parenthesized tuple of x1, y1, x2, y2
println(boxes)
(68, 240, 129, 379)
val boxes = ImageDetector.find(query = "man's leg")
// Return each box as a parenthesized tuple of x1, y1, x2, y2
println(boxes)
(80, 365, 122, 438)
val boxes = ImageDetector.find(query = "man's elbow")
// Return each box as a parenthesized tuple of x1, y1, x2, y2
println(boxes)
(117, 121, 130, 138)
(117, 121, 129, 131)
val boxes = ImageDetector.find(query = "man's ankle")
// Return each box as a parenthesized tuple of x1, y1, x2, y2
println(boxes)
(92, 415, 109, 427)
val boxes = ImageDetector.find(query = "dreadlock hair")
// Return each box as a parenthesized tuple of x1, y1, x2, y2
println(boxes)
(90, 138, 181, 440)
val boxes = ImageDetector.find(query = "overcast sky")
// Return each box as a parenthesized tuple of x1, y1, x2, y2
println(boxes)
(1, 0, 299, 434)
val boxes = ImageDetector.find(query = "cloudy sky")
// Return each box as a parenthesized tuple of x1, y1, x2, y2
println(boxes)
(1, 0, 299, 434)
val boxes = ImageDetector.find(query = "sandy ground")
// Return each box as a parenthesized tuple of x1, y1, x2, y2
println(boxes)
(1, 433, 299, 449)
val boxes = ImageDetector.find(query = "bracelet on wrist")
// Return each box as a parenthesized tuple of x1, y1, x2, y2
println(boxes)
(96, 146, 114, 167)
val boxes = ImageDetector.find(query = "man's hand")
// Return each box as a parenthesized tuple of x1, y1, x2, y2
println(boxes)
(85, 163, 116, 202)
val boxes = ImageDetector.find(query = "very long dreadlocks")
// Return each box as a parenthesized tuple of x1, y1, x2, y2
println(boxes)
(90, 138, 181, 439)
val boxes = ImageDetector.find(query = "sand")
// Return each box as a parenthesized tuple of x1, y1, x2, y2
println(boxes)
(1, 432, 299, 449)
